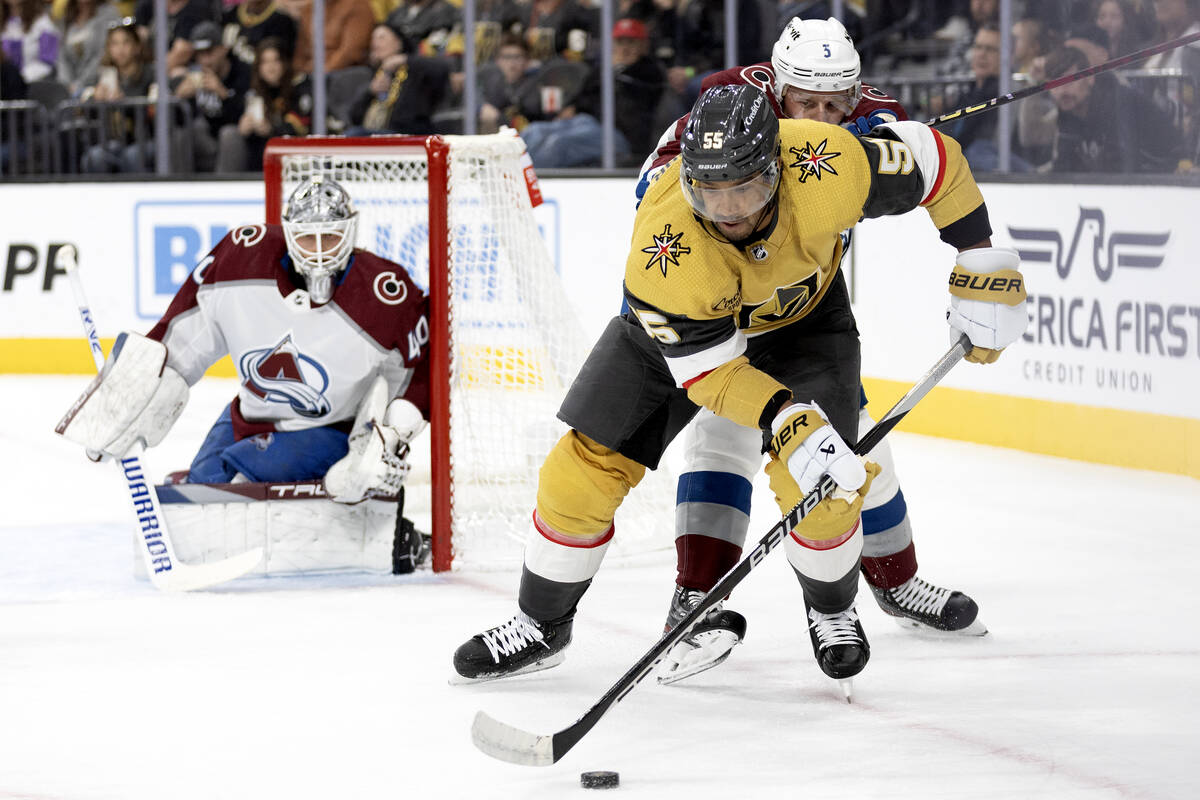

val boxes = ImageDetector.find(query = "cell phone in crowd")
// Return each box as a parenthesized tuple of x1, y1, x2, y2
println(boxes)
(189, 67, 204, 89)
(246, 95, 265, 122)
(98, 67, 118, 93)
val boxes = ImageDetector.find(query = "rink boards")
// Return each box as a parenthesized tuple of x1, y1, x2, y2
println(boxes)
(2, 177, 1197, 478)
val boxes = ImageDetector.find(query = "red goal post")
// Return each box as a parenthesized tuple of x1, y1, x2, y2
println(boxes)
(263, 133, 673, 573)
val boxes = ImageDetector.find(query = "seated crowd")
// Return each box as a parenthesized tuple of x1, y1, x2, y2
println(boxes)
(1, 0, 1197, 174)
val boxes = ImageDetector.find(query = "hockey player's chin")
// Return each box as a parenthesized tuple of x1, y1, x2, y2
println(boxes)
(716, 219, 754, 240)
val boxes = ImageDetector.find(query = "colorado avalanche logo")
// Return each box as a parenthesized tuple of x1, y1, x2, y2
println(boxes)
(239, 334, 332, 418)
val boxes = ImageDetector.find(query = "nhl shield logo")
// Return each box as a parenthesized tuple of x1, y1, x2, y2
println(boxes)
(750, 244, 769, 261)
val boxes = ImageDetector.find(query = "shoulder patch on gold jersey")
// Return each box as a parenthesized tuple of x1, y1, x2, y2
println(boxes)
(640, 223, 692, 277)
(787, 138, 842, 183)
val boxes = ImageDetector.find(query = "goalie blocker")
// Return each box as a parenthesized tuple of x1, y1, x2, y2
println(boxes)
(145, 480, 429, 577)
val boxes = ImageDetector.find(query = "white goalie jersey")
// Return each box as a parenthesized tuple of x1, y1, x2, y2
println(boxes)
(147, 223, 431, 435)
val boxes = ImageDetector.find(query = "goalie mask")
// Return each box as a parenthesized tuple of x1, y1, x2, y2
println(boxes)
(282, 175, 358, 304)
(680, 85, 780, 225)
(771, 16, 862, 118)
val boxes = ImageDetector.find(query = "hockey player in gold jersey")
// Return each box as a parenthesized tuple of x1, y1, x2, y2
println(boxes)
(452, 84, 1028, 691)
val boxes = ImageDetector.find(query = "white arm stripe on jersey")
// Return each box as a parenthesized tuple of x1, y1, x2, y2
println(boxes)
(872, 121, 943, 204)
(664, 330, 748, 388)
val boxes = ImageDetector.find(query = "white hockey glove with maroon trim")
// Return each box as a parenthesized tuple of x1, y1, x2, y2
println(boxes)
(947, 246, 1028, 364)
(324, 378, 426, 504)
(54, 332, 188, 459)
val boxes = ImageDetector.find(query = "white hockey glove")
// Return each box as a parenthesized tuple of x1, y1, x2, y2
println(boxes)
(947, 246, 1028, 364)
(324, 378, 426, 504)
(54, 332, 189, 459)
(769, 402, 866, 496)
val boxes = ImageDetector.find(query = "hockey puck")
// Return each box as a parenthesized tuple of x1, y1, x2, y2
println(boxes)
(580, 771, 620, 789)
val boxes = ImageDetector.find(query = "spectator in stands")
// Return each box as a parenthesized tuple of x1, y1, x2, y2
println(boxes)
(517, 54, 606, 167)
(384, 0, 458, 55)
(935, 0, 998, 77)
(519, 0, 596, 63)
(1142, 0, 1200, 150)
(650, 0, 763, 119)
(216, 36, 309, 171)
(343, 20, 448, 135)
(173, 20, 249, 171)
(281, 0, 373, 73)
(221, 0, 297, 70)
(3, 0, 61, 82)
(0, 37, 26, 98)
(611, 16, 662, 165)
(1011, 16, 1050, 77)
(1064, 23, 1117, 67)
(79, 19, 155, 172)
(1095, 0, 1153, 57)
(1044, 43, 1181, 173)
(57, 0, 119, 96)
(133, 0, 217, 71)
(477, 31, 535, 133)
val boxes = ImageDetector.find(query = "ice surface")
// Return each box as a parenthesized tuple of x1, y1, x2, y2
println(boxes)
(2, 376, 1198, 799)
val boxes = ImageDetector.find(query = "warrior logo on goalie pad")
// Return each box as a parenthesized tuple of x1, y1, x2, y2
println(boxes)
(239, 334, 332, 418)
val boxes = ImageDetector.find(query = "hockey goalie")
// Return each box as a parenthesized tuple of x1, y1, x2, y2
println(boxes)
(56, 175, 432, 577)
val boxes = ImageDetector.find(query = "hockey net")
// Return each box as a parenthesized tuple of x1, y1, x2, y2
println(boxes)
(263, 133, 674, 572)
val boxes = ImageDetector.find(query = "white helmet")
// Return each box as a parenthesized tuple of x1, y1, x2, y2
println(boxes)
(282, 175, 358, 305)
(771, 17, 862, 109)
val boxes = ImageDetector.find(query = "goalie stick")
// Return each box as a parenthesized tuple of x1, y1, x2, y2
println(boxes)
(471, 333, 971, 766)
(58, 245, 263, 592)
(926, 29, 1200, 128)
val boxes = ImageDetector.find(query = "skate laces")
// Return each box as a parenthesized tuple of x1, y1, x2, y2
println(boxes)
(889, 577, 951, 617)
(668, 588, 721, 630)
(480, 613, 546, 662)
(808, 607, 862, 648)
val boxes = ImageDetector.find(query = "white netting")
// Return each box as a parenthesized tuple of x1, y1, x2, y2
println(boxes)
(276, 134, 674, 570)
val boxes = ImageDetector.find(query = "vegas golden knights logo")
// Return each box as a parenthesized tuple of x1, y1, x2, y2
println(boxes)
(738, 273, 820, 328)
(641, 224, 691, 277)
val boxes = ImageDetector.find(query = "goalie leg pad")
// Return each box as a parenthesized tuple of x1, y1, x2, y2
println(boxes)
(56, 332, 189, 458)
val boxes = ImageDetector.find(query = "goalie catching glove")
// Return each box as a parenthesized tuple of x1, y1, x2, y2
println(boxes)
(324, 377, 426, 504)
(54, 332, 189, 459)
(766, 402, 879, 540)
(947, 246, 1028, 364)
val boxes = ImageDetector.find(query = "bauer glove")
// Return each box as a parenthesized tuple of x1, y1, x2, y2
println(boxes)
(946, 246, 1029, 364)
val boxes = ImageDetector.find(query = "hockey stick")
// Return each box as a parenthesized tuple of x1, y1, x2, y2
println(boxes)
(57, 245, 264, 592)
(926, 30, 1200, 128)
(472, 333, 972, 766)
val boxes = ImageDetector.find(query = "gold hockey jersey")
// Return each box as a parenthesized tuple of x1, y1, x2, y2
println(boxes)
(622, 117, 990, 428)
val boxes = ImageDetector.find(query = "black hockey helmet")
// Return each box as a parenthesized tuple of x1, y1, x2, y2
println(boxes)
(679, 85, 781, 223)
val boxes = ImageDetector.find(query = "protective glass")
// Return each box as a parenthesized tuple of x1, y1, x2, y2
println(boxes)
(681, 161, 780, 223)
(782, 86, 857, 118)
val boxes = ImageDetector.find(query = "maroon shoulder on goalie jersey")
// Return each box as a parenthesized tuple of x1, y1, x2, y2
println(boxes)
(643, 62, 907, 174)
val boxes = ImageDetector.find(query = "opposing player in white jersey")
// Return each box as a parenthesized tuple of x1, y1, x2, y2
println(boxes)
(641, 18, 988, 686)
(57, 175, 432, 570)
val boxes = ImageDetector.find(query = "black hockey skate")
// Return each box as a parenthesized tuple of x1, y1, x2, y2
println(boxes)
(452, 613, 573, 683)
(391, 515, 430, 574)
(870, 576, 988, 636)
(657, 586, 748, 686)
(805, 600, 869, 702)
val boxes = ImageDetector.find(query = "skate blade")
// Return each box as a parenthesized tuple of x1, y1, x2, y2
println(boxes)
(838, 678, 854, 703)
(448, 650, 566, 686)
(657, 630, 741, 686)
(889, 615, 989, 637)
